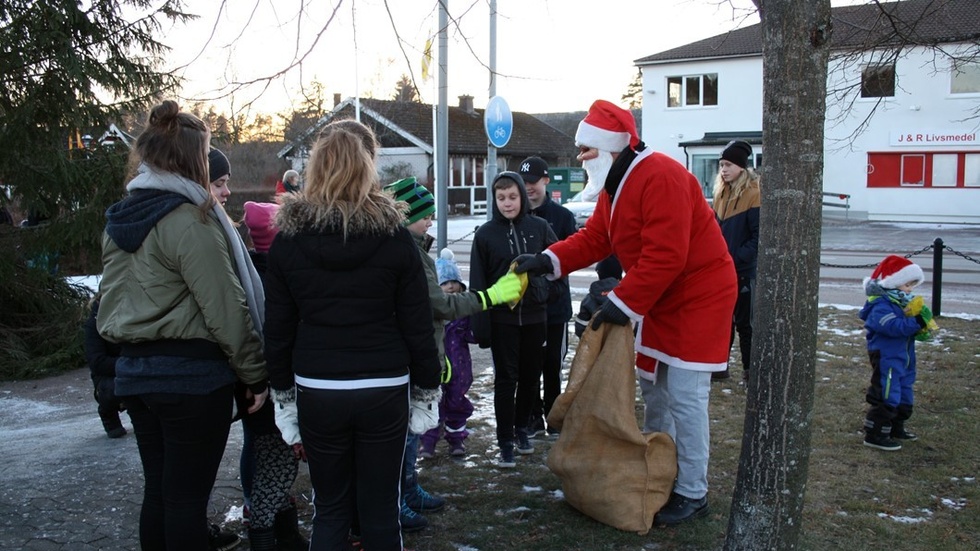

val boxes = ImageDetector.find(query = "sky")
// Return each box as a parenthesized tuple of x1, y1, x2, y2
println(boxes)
(163, 0, 869, 119)
(160, 0, 762, 117)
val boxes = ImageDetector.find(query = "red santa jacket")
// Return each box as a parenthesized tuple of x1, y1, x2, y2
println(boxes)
(546, 149, 737, 378)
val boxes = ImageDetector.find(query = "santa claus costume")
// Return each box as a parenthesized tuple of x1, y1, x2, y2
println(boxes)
(543, 100, 737, 526)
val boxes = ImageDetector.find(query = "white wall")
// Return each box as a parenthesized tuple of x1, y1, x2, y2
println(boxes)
(641, 57, 763, 161)
(639, 44, 980, 223)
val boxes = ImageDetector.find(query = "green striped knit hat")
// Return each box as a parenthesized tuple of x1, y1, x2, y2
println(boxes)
(385, 177, 435, 225)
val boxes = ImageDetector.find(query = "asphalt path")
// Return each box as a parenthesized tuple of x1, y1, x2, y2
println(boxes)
(438, 215, 980, 317)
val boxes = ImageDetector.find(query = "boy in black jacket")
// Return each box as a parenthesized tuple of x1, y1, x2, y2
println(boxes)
(470, 171, 558, 468)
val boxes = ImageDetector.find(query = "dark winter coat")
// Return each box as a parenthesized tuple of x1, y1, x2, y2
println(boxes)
(263, 193, 440, 392)
(712, 180, 760, 279)
(859, 288, 924, 384)
(470, 175, 558, 347)
(529, 198, 577, 324)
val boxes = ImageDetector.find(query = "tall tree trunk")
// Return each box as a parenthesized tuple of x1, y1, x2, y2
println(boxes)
(725, 1, 832, 549)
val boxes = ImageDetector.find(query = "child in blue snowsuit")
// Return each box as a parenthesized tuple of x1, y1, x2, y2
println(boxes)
(420, 249, 478, 458)
(860, 255, 936, 451)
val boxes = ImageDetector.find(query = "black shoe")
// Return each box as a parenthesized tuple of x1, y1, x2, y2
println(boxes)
(105, 426, 127, 439)
(654, 492, 709, 527)
(888, 424, 919, 441)
(864, 432, 902, 451)
(711, 370, 730, 381)
(515, 428, 535, 455)
(527, 415, 546, 438)
(208, 523, 241, 551)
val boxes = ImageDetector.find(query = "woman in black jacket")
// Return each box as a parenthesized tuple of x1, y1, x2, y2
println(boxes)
(264, 120, 440, 551)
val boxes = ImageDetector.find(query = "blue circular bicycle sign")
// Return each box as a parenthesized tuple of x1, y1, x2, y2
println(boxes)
(484, 96, 513, 148)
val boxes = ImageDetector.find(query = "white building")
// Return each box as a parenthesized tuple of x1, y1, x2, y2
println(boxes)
(635, 0, 980, 223)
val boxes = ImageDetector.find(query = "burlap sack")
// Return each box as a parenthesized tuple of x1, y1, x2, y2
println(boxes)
(546, 323, 677, 535)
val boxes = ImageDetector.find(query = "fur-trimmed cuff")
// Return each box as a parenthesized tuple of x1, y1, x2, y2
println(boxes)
(411, 385, 442, 403)
(271, 386, 296, 405)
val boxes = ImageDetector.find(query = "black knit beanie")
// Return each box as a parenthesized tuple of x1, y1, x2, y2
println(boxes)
(721, 140, 753, 169)
(208, 148, 231, 183)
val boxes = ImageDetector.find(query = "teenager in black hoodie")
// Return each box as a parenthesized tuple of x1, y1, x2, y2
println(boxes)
(470, 171, 557, 467)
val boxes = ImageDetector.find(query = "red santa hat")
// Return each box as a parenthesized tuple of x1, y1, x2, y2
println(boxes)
(869, 255, 925, 289)
(243, 201, 280, 253)
(575, 99, 640, 152)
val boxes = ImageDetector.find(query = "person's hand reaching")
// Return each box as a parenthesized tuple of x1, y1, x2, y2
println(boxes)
(512, 253, 554, 276)
(590, 299, 631, 330)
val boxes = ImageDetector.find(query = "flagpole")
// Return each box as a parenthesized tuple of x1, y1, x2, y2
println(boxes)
(436, 1, 449, 251)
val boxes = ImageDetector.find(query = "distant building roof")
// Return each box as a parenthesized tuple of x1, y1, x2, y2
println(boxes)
(279, 97, 576, 159)
(635, 0, 980, 65)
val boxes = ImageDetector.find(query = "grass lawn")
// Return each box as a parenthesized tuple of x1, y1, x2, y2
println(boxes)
(288, 307, 979, 551)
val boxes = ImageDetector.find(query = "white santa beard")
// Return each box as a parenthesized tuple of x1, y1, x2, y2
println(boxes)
(581, 150, 614, 201)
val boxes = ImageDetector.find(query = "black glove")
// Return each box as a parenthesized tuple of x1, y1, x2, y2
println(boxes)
(512, 253, 554, 276)
(590, 299, 631, 330)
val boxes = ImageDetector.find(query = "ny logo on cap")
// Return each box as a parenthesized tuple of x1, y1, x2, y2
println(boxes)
(521, 162, 531, 173)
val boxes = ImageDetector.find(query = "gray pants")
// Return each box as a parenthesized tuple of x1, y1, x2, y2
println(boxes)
(639, 364, 711, 500)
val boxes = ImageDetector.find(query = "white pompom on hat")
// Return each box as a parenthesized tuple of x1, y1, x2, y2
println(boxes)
(575, 99, 640, 152)
(435, 248, 464, 287)
(869, 255, 925, 289)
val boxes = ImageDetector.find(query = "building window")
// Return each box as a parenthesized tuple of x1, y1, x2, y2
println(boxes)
(667, 74, 718, 108)
(900, 154, 925, 186)
(966, 154, 980, 187)
(861, 64, 895, 98)
(868, 152, 980, 188)
(951, 60, 980, 94)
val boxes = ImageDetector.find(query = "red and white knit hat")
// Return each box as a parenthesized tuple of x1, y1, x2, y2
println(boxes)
(869, 255, 925, 289)
(575, 99, 640, 152)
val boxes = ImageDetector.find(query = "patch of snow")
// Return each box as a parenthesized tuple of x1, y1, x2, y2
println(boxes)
(522, 486, 542, 493)
(224, 504, 244, 523)
(940, 497, 967, 511)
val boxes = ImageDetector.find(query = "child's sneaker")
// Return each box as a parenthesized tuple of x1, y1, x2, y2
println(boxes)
(515, 428, 535, 455)
(863, 431, 902, 451)
(399, 501, 428, 533)
(496, 444, 516, 468)
(448, 440, 466, 457)
(405, 484, 445, 513)
(889, 425, 919, 441)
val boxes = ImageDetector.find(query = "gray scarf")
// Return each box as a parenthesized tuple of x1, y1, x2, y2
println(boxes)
(126, 164, 265, 339)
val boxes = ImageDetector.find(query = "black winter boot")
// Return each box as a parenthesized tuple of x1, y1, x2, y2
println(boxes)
(864, 421, 901, 451)
(248, 527, 277, 551)
(273, 505, 309, 550)
(888, 421, 919, 441)
(100, 412, 126, 439)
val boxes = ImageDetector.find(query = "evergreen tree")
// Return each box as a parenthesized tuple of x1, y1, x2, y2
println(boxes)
(622, 69, 643, 110)
(0, 0, 191, 379)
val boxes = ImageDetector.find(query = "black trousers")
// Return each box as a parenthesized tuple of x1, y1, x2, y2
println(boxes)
(127, 385, 234, 551)
(530, 322, 568, 425)
(489, 322, 547, 446)
(729, 277, 754, 372)
(299, 383, 408, 551)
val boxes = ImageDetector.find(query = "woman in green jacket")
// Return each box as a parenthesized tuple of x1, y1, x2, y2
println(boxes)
(98, 100, 267, 551)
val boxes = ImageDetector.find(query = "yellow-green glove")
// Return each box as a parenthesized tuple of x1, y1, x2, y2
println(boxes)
(914, 305, 939, 341)
(476, 272, 524, 311)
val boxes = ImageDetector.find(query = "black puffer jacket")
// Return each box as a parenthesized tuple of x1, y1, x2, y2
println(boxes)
(470, 172, 557, 347)
(263, 193, 440, 392)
